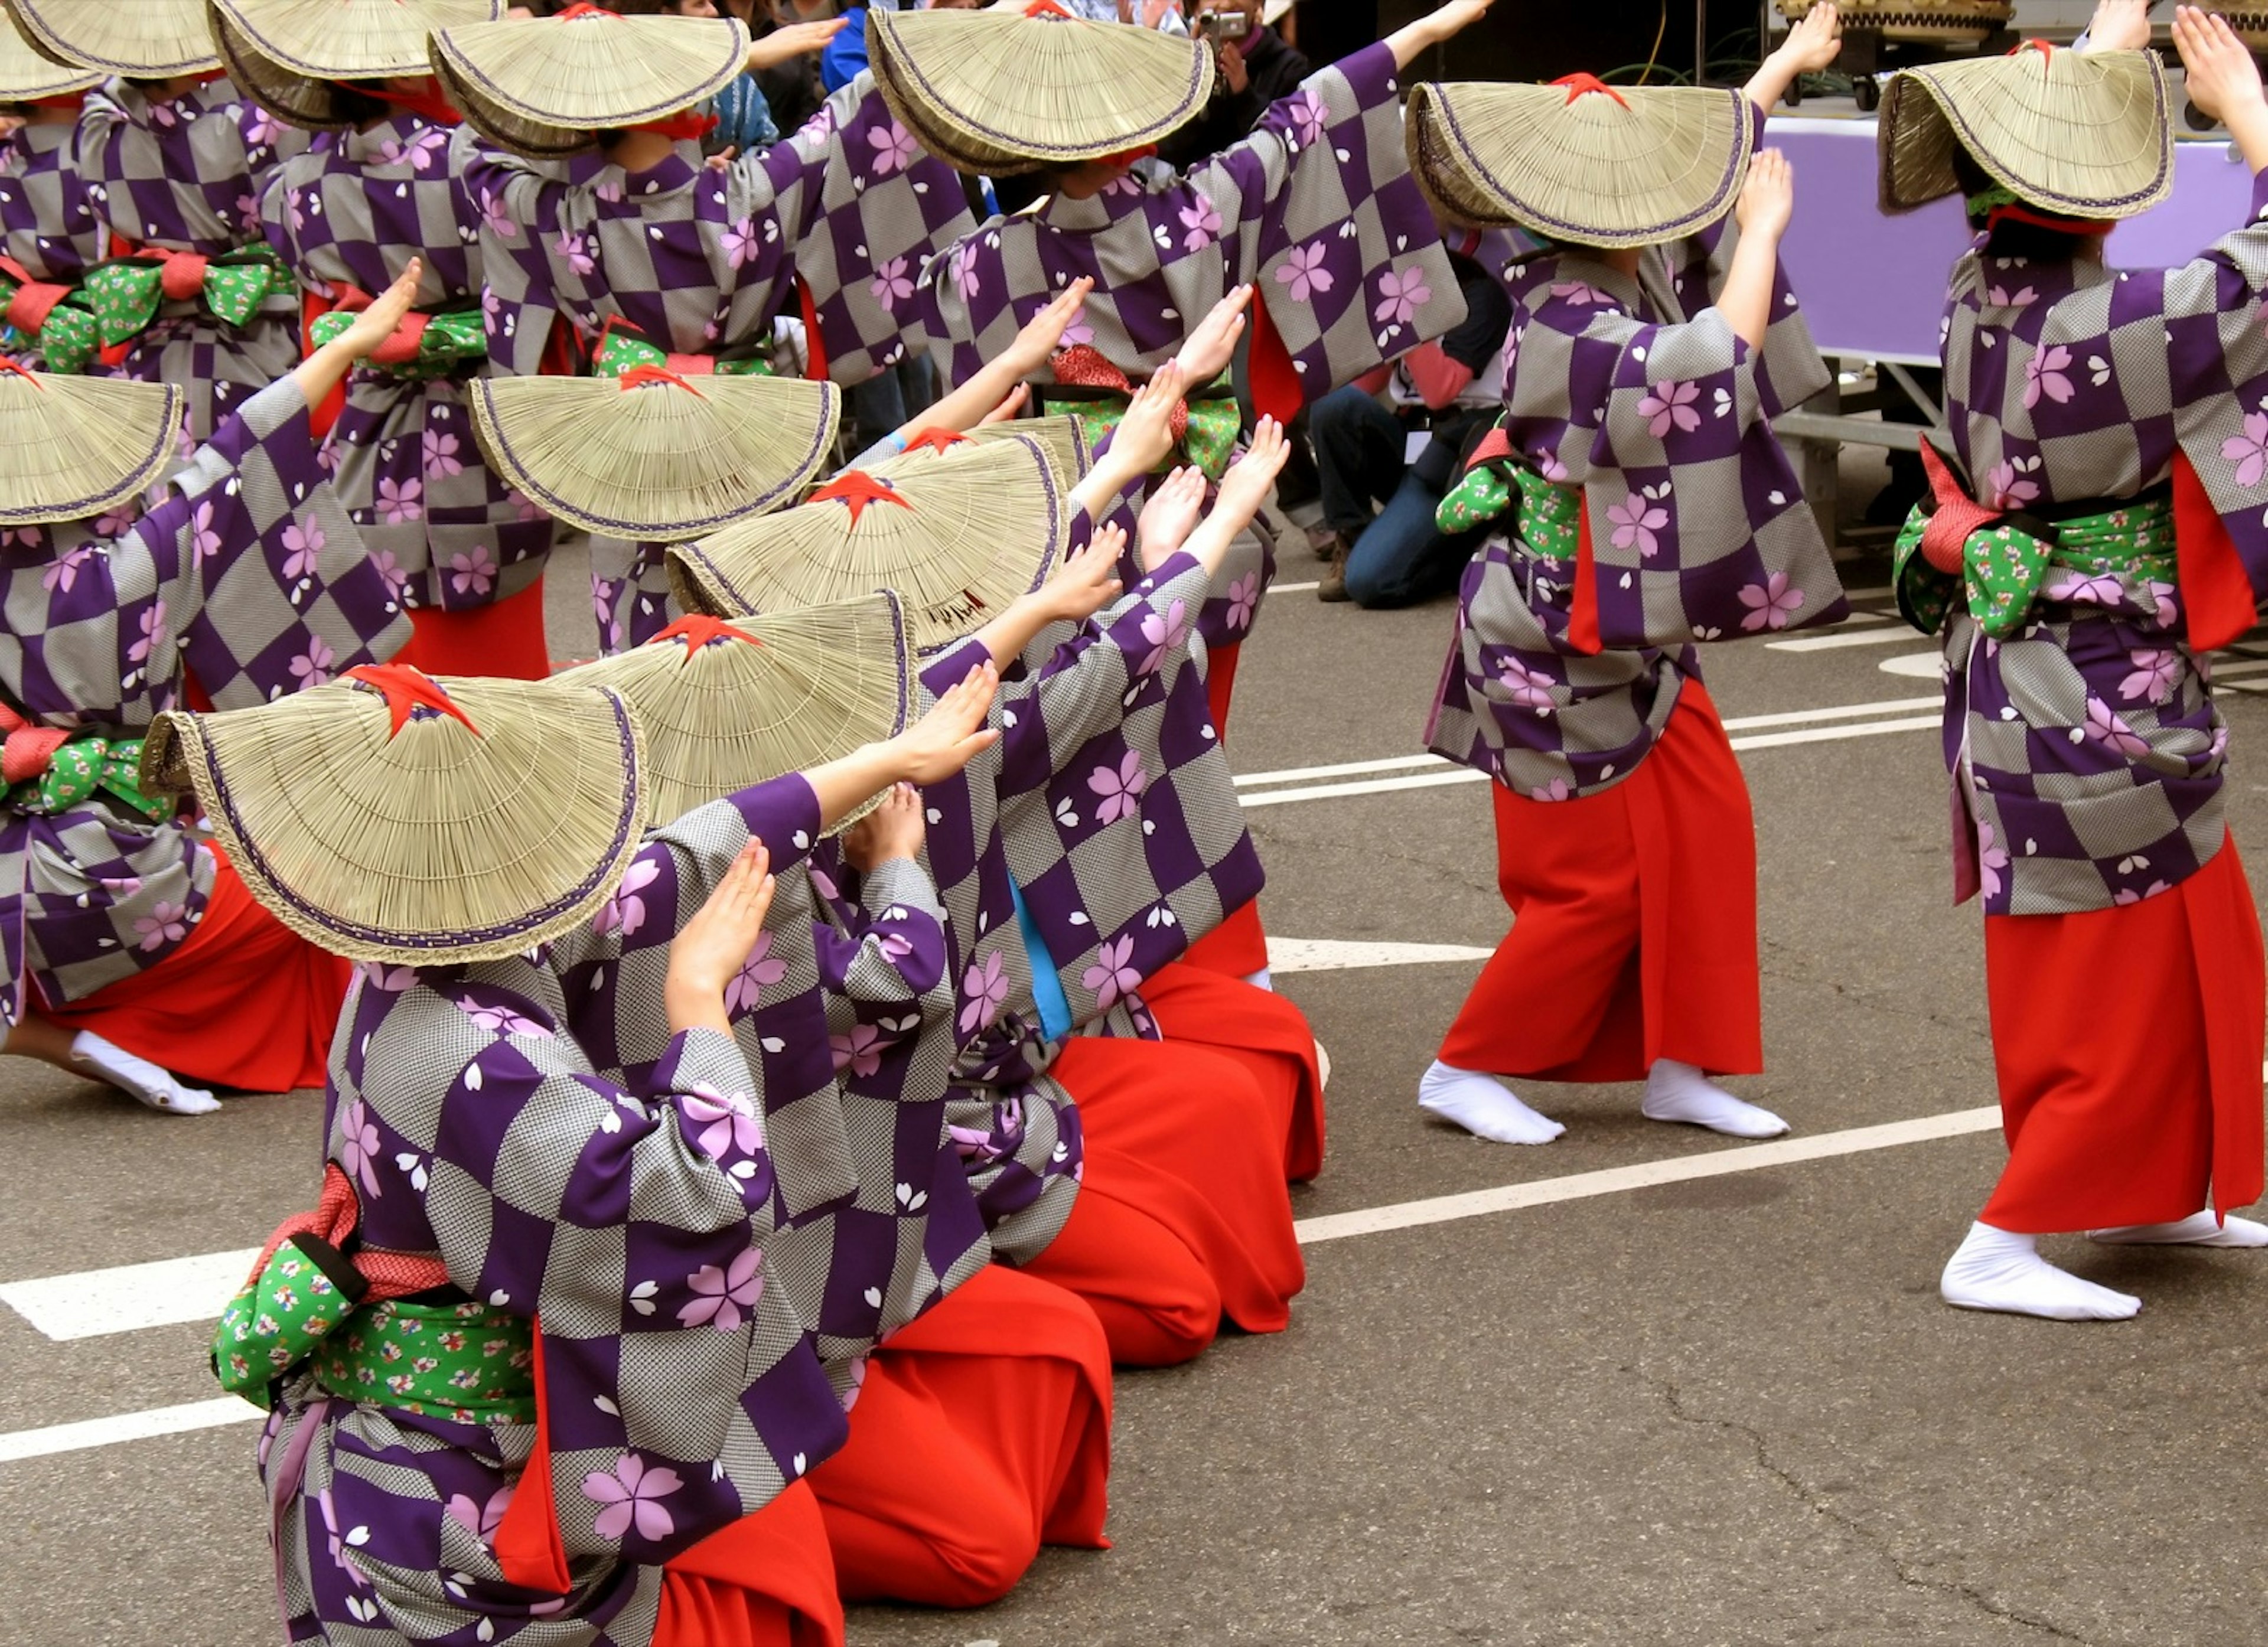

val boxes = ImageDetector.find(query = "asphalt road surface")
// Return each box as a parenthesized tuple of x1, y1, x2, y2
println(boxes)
(7, 511, 2266, 1647)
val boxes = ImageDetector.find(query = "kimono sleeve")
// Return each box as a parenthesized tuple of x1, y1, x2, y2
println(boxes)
(453, 131, 575, 377)
(1542, 277, 1844, 651)
(350, 974, 842, 1567)
(813, 856, 954, 1091)
(1195, 42, 1464, 410)
(76, 80, 295, 253)
(162, 377, 412, 706)
(2078, 167, 2268, 629)
(750, 74, 976, 384)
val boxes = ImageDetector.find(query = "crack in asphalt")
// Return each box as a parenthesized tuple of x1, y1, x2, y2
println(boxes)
(1643, 1375, 2095, 1645)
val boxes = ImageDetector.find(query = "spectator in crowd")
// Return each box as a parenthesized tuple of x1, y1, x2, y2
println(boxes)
(610, 0, 783, 155)
(1311, 239, 1514, 605)
(1158, 0, 1309, 169)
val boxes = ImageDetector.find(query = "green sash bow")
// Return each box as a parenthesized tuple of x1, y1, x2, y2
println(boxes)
(309, 306, 488, 382)
(6, 733, 169, 822)
(79, 243, 289, 347)
(0, 276, 100, 374)
(1893, 494, 2177, 638)
(1045, 375, 1241, 482)
(591, 330, 777, 380)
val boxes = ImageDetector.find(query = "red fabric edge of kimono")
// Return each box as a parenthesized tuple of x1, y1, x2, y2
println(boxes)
(2172, 452, 2259, 654)
(492, 1318, 571, 1595)
(1567, 497, 1603, 656)
(1247, 292, 1302, 428)
(797, 276, 829, 383)
(656, 1481, 845, 1647)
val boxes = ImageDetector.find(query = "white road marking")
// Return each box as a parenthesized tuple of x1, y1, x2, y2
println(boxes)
(1879, 653, 1943, 679)
(1729, 716, 1942, 752)
(1719, 696, 1939, 730)
(0, 1104, 2016, 1462)
(1770, 625, 1935, 653)
(1295, 1107, 2005, 1244)
(1235, 752, 1440, 788)
(1267, 938, 1495, 973)
(0, 1398, 259, 1465)
(0, 1248, 256, 1342)
(1272, 580, 1320, 595)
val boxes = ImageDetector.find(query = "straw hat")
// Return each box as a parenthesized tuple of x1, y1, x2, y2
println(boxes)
(670, 435, 1065, 652)
(210, 0, 501, 131)
(867, 5, 1213, 177)
(4, 0, 223, 77)
(0, 367, 185, 529)
(141, 667, 649, 966)
(1776, 1, 2009, 44)
(1879, 42, 2171, 218)
(557, 595, 911, 833)
(430, 6, 750, 158)
(0, 6, 98, 99)
(865, 416, 1091, 487)
(468, 370, 843, 543)
(1406, 78, 1754, 248)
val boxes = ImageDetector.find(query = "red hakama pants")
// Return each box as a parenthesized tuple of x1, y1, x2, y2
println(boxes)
(40, 853, 350, 1093)
(1980, 832, 2266, 1232)
(1136, 960, 1325, 1182)
(1024, 1038, 1306, 1366)
(653, 1481, 845, 1647)
(1438, 683, 1762, 1082)
(1182, 638, 1270, 979)
(810, 1266, 1111, 1608)
(393, 578, 552, 681)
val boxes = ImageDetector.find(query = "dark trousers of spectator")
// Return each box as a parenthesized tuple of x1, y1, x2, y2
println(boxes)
(1312, 383, 1482, 609)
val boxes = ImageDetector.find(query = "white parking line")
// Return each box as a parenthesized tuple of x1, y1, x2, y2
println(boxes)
(0, 1249, 256, 1343)
(1268, 939, 1495, 972)
(1769, 625, 1933, 653)
(0, 1103, 2013, 1464)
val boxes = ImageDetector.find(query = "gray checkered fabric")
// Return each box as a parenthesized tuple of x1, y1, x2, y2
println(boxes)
(76, 77, 308, 440)
(1430, 213, 1845, 803)
(1923, 167, 2268, 914)
(0, 377, 409, 1022)
(0, 120, 105, 286)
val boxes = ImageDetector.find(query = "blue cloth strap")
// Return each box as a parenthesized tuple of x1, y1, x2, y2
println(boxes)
(1009, 878, 1074, 1043)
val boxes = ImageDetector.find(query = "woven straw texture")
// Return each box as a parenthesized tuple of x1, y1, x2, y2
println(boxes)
(142, 671, 649, 966)
(1406, 81, 1754, 248)
(468, 371, 842, 542)
(1776, 1, 2009, 43)
(2227, 12, 2268, 47)
(558, 593, 912, 832)
(670, 433, 1065, 652)
(868, 5, 1212, 177)
(866, 415, 1092, 487)
(211, 0, 500, 131)
(0, 371, 185, 529)
(431, 8, 748, 158)
(5, 0, 221, 76)
(1880, 45, 2171, 217)
(0, 5, 97, 97)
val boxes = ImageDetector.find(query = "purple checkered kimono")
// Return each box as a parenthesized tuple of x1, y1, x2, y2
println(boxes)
(1927, 169, 2268, 915)
(457, 76, 975, 654)
(262, 114, 554, 617)
(0, 377, 410, 1025)
(918, 41, 1465, 650)
(882, 552, 1262, 1263)
(262, 775, 862, 1645)
(75, 77, 308, 441)
(1428, 209, 1845, 803)
(0, 116, 104, 281)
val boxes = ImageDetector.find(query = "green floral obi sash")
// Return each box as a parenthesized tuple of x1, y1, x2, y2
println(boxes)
(1894, 491, 2176, 638)
(592, 328, 777, 380)
(309, 1299, 536, 1426)
(309, 306, 487, 382)
(1041, 352, 1240, 480)
(4, 730, 169, 821)
(1436, 458, 1579, 563)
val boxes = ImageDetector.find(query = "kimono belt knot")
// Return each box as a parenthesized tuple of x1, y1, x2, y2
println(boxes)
(1917, 441, 2000, 576)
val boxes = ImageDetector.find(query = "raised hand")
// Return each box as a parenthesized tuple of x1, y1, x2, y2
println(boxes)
(1214, 416, 1288, 524)
(1734, 149, 1795, 243)
(2083, 0, 2154, 53)
(1102, 361, 1186, 482)
(890, 663, 1002, 785)
(2175, 7, 2262, 123)
(666, 841, 776, 1033)
(1044, 529, 1128, 623)
(330, 260, 424, 361)
(979, 383, 1032, 425)
(1136, 465, 1208, 570)
(748, 18, 847, 73)
(1003, 276, 1097, 376)
(1174, 285, 1253, 384)
(843, 784, 924, 872)
(1777, 4, 1843, 74)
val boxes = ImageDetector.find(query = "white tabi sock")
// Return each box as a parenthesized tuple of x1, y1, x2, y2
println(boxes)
(1314, 1041, 1332, 1090)
(1940, 1221, 2142, 1322)
(1640, 1058, 1789, 1139)
(1418, 1058, 1565, 1144)
(69, 1030, 219, 1116)
(2088, 1211, 2268, 1248)
(1243, 968, 1273, 992)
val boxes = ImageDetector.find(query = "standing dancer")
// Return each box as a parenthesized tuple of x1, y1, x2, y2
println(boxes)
(8, 0, 309, 443)
(181, 661, 1003, 1645)
(215, 0, 563, 680)
(1881, 3, 2268, 1320)
(1407, 10, 1850, 1144)
(0, 17, 103, 372)
(0, 266, 419, 1114)
(438, 2, 975, 651)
